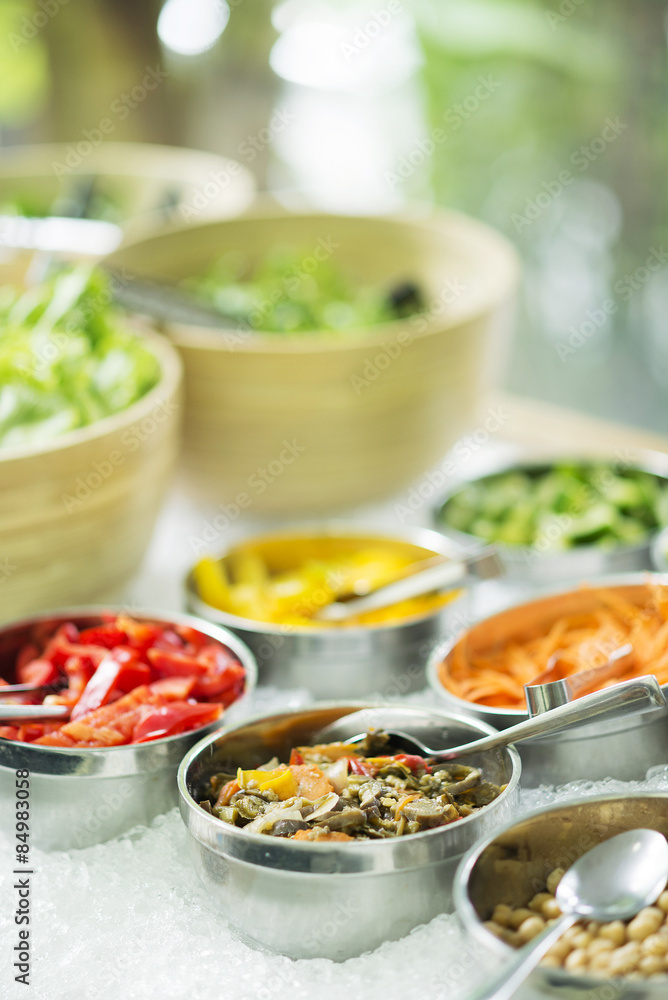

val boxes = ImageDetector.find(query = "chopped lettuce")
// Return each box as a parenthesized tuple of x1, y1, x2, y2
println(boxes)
(0, 265, 160, 450)
(184, 247, 421, 334)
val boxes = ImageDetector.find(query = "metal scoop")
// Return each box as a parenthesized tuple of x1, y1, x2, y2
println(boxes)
(314, 548, 503, 623)
(317, 675, 665, 765)
(524, 643, 635, 716)
(467, 828, 668, 1000)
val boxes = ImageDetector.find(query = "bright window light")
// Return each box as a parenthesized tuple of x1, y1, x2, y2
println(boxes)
(157, 0, 229, 56)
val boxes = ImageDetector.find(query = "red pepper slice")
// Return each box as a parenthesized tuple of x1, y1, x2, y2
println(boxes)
(395, 753, 432, 774)
(148, 676, 197, 699)
(77, 625, 129, 649)
(115, 616, 163, 651)
(16, 643, 40, 673)
(131, 702, 222, 743)
(17, 659, 61, 688)
(146, 648, 209, 677)
(191, 663, 246, 701)
(70, 648, 140, 721)
(289, 749, 305, 766)
(348, 757, 376, 777)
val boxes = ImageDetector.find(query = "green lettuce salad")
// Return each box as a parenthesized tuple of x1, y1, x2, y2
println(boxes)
(185, 248, 422, 334)
(0, 266, 160, 450)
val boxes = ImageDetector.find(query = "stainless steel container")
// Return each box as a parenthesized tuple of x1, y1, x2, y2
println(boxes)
(651, 526, 668, 574)
(427, 575, 668, 785)
(432, 449, 668, 586)
(177, 702, 521, 960)
(185, 524, 475, 700)
(454, 794, 668, 1000)
(0, 607, 257, 851)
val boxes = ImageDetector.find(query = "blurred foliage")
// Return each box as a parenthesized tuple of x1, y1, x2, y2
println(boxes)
(413, 0, 666, 257)
(0, 2, 49, 125)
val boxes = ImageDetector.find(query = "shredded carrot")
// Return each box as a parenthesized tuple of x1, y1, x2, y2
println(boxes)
(439, 583, 668, 710)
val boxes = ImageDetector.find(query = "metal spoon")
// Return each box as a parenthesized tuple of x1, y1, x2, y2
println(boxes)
(467, 828, 668, 1000)
(316, 675, 665, 765)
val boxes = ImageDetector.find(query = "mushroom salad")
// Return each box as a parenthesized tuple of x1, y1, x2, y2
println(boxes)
(199, 732, 505, 841)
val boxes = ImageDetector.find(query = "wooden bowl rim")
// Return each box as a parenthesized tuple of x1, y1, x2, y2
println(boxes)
(0, 140, 253, 185)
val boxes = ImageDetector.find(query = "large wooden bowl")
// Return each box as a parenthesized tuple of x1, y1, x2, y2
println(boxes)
(107, 208, 519, 512)
(0, 329, 182, 623)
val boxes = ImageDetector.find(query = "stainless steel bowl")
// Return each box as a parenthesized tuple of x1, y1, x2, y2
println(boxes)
(0, 607, 257, 851)
(432, 449, 668, 586)
(177, 702, 521, 960)
(454, 793, 668, 999)
(651, 526, 668, 574)
(427, 574, 668, 785)
(185, 524, 475, 700)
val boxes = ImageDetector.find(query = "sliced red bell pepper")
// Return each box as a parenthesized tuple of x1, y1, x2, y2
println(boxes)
(191, 663, 246, 701)
(17, 658, 61, 688)
(289, 749, 305, 766)
(395, 753, 432, 774)
(115, 616, 163, 651)
(174, 625, 208, 650)
(348, 757, 377, 777)
(16, 643, 40, 673)
(146, 648, 209, 677)
(70, 648, 141, 721)
(149, 676, 197, 699)
(152, 628, 185, 651)
(77, 624, 129, 649)
(131, 701, 222, 743)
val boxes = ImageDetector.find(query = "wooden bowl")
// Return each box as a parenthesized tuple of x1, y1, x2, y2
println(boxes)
(107, 207, 519, 512)
(0, 142, 256, 241)
(0, 329, 182, 623)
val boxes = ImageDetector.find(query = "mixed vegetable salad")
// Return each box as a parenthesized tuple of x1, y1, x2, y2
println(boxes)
(0, 265, 160, 450)
(0, 615, 246, 746)
(201, 732, 504, 840)
(184, 248, 423, 334)
(439, 462, 668, 550)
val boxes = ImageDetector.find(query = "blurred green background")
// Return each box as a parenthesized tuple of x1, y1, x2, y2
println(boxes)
(2, 0, 666, 431)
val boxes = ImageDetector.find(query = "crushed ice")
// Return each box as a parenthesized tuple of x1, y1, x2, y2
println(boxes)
(2, 686, 667, 1000)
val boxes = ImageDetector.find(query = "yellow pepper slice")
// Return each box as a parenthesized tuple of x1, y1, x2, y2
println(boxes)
(236, 766, 298, 800)
(258, 769, 299, 799)
(193, 558, 231, 609)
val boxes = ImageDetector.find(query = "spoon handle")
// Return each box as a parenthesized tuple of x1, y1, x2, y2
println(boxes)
(438, 675, 665, 760)
(466, 914, 574, 1000)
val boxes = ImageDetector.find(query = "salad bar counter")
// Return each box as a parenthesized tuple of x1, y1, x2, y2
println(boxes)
(3, 392, 668, 1000)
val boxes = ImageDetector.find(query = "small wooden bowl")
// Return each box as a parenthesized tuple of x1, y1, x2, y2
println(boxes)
(107, 206, 520, 512)
(0, 328, 182, 623)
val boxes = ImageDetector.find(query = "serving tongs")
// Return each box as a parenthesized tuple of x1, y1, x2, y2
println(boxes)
(314, 548, 503, 623)
(0, 704, 70, 722)
(0, 678, 70, 722)
(524, 643, 635, 716)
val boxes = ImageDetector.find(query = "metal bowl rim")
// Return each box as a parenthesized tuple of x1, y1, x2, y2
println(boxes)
(453, 790, 668, 991)
(0, 605, 258, 772)
(651, 526, 668, 574)
(427, 571, 668, 721)
(177, 700, 522, 873)
(184, 521, 473, 638)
